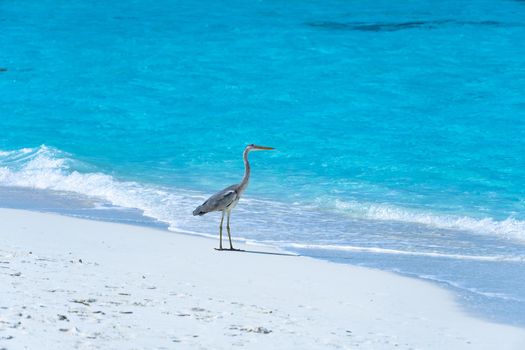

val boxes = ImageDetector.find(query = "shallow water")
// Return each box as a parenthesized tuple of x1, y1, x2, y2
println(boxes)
(1, 0, 525, 326)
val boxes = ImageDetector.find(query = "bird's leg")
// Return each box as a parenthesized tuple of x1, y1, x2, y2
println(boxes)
(227, 211, 235, 250)
(219, 211, 224, 250)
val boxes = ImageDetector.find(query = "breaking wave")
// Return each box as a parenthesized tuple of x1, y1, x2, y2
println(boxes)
(332, 199, 525, 242)
(0, 145, 202, 231)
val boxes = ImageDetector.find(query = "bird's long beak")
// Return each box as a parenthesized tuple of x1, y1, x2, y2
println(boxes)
(253, 145, 275, 150)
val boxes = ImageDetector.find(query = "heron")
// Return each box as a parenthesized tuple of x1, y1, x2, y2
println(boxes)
(193, 144, 275, 250)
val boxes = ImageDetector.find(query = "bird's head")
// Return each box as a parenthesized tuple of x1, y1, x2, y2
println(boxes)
(246, 144, 275, 152)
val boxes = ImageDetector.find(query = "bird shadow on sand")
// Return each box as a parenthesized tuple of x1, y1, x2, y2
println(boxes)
(215, 249, 299, 257)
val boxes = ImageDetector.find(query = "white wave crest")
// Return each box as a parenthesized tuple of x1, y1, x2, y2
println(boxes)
(333, 199, 525, 242)
(0, 145, 200, 230)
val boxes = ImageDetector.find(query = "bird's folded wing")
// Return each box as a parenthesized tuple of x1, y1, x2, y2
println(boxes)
(200, 187, 238, 213)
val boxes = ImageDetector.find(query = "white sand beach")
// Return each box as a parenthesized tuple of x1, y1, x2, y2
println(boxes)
(1, 208, 524, 349)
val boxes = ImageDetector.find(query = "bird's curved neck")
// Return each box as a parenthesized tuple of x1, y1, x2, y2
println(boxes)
(239, 148, 251, 193)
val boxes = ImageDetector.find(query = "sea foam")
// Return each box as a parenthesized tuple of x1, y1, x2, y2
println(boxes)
(286, 243, 525, 262)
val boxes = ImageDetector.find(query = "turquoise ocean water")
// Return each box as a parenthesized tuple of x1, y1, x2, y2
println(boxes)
(1, 0, 525, 326)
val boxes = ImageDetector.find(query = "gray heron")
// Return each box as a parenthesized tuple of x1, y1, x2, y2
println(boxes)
(193, 144, 275, 250)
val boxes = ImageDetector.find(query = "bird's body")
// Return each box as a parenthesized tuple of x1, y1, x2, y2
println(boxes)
(192, 184, 240, 216)
(193, 144, 274, 250)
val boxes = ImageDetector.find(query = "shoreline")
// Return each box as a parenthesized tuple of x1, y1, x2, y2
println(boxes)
(1, 208, 524, 349)
(1, 185, 525, 328)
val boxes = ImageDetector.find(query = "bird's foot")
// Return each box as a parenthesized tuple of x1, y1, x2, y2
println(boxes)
(214, 247, 244, 252)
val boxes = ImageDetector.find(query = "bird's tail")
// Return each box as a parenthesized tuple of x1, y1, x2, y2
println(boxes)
(193, 205, 206, 216)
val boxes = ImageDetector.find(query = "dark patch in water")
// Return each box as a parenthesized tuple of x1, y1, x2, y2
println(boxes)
(307, 20, 504, 32)
(112, 16, 139, 21)
(0, 67, 7, 72)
